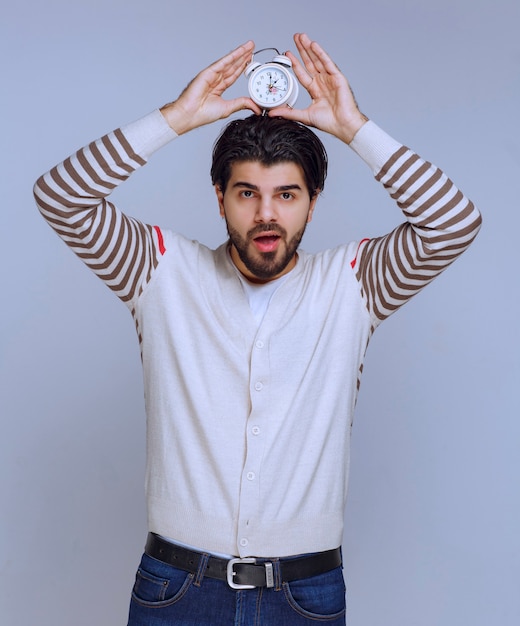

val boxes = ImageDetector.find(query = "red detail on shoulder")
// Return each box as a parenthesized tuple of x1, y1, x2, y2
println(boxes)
(350, 238, 370, 269)
(154, 226, 166, 255)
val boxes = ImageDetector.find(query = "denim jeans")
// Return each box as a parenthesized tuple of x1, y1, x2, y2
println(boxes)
(127, 552, 346, 625)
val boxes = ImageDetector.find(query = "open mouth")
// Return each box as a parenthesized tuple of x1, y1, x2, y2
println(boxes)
(252, 234, 281, 253)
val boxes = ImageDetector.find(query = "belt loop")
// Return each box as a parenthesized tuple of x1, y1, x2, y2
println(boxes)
(194, 552, 210, 587)
(273, 559, 282, 591)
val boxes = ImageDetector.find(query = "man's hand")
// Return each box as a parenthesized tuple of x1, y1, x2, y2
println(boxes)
(160, 41, 262, 135)
(269, 33, 368, 144)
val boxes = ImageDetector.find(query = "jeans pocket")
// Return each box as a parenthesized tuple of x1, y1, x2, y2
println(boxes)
(131, 555, 194, 608)
(283, 567, 346, 620)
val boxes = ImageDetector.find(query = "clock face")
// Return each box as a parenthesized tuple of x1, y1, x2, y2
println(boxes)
(250, 65, 292, 107)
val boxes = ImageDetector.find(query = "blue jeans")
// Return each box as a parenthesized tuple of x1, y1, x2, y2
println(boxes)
(127, 552, 346, 625)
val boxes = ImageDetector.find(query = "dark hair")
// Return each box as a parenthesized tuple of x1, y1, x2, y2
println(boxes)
(211, 115, 328, 198)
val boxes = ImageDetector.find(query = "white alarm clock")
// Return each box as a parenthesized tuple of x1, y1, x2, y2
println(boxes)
(245, 47, 299, 110)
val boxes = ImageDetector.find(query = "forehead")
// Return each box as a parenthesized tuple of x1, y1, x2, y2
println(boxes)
(227, 161, 306, 189)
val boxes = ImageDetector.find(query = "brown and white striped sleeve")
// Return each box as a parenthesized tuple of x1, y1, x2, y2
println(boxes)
(33, 110, 176, 304)
(349, 122, 482, 322)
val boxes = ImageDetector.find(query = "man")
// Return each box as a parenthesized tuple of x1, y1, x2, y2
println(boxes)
(34, 33, 481, 625)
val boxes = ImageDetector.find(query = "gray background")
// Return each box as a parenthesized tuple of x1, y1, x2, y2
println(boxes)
(1, 0, 519, 624)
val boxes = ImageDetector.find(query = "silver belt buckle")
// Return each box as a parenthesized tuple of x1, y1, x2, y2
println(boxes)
(226, 558, 275, 590)
(227, 557, 256, 589)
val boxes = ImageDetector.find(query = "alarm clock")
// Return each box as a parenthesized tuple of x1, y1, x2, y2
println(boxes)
(245, 47, 299, 110)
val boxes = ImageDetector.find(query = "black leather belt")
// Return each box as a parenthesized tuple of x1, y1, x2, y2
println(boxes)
(145, 533, 342, 590)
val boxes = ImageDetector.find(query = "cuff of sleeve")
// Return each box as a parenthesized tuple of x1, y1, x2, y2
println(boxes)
(349, 120, 403, 174)
(121, 109, 178, 160)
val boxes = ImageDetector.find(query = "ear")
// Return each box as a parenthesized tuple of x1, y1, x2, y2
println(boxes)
(306, 191, 320, 223)
(215, 185, 225, 217)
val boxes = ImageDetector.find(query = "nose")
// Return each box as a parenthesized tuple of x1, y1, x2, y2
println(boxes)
(255, 197, 277, 223)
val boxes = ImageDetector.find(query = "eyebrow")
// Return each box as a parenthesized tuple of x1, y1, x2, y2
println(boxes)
(232, 182, 303, 192)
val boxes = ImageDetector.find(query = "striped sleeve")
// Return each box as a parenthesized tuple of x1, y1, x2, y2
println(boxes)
(33, 110, 177, 304)
(349, 122, 482, 323)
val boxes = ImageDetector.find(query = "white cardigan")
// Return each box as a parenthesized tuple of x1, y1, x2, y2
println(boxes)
(138, 230, 371, 557)
(34, 110, 481, 557)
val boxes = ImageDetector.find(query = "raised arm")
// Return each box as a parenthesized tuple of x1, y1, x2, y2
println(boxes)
(349, 125, 482, 322)
(272, 34, 481, 322)
(34, 42, 260, 306)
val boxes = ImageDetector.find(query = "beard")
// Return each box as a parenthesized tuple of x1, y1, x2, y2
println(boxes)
(225, 221, 308, 281)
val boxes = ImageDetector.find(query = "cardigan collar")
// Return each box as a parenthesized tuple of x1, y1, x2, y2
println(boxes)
(207, 242, 309, 340)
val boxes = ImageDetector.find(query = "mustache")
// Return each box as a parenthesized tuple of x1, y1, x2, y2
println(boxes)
(247, 223, 287, 239)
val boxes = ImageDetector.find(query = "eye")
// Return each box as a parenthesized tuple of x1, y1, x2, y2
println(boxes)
(280, 192, 294, 200)
(240, 190, 254, 198)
